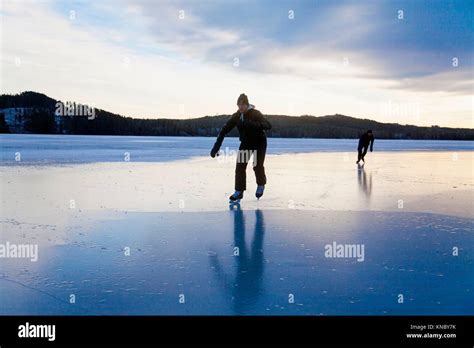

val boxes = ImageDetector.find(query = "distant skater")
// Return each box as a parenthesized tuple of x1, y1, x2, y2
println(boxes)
(356, 129, 374, 164)
(210, 93, 272, 202)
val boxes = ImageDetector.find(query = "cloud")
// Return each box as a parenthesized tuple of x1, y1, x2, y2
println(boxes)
(115, 0, 473, 91)
(0, 0, 472, 128)
(390, 69, 474, 95)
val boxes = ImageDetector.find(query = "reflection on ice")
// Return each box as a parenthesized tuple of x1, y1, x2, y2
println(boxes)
(210, 206, 265, 314)
(357, 163, 372, 198)
(0, 209, 472, 315)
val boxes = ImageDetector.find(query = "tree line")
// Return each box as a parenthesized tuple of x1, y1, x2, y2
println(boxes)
(1, 91, 473, 140)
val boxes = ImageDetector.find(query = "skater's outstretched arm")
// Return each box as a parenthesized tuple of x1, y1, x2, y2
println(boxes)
(210, 114, 238, 157)
(244, 110, 272, 130)
(370, 136, 374, 152)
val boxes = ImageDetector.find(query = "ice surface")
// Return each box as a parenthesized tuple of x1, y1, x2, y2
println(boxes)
(0, 135, 472, 315)
(0, 209, 472, 315)
(1, 134, 473, 164)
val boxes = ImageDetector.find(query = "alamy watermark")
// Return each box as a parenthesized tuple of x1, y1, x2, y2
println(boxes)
(18, 322, 55, 341)
(55, 101, 96, 120)
(324, 241, 365, 262)
(379, 100, 421, 121)
(0, 242, 38, 262)
(217, 147, 258, 166)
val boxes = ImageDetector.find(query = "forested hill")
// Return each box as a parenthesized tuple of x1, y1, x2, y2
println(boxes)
(1, 91, 473, 140)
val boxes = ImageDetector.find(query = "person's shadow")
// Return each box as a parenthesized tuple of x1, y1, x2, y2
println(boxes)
(209, 204, 265, 315)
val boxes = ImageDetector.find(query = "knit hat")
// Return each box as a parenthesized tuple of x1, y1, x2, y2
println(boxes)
(237, 93, 249, 106)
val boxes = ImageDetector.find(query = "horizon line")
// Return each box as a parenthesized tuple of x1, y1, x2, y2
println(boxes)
(1, 90, 473, 130)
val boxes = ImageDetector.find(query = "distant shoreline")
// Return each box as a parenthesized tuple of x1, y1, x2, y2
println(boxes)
(2, 133, 474, 141)
(1, 92, 473, 140)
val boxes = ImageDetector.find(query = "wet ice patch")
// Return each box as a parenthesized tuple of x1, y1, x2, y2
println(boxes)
(0, 210, 472, 315)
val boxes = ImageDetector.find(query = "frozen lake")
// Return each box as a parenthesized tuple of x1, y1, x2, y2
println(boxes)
(0, 134, 472, 315)
(1, 134, 473, 164)
(1, 209, 472, 315)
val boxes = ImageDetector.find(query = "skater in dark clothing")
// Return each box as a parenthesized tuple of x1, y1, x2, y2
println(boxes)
(356, 130, 374, 164)
(210, 93, 272, 202)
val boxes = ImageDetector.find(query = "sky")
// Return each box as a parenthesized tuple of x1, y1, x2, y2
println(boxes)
(0, 0, 473, 127)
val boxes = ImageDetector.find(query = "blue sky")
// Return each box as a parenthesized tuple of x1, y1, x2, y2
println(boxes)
(1, 0, 473, 127)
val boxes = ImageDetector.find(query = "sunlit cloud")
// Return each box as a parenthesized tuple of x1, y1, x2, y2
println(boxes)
(0, 0, 472, 127)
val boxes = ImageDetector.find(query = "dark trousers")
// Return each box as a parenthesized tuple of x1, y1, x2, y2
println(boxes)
(235, 139, 267, 191)
(357, 145, 368, 161)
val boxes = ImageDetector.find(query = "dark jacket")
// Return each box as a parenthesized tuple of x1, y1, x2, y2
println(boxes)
(213, 106, 271, 152)
(358, 132, 375, 150)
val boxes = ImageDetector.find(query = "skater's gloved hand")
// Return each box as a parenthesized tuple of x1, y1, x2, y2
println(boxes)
(370, 148, 373, 152)
(210, 143, 220, 158)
